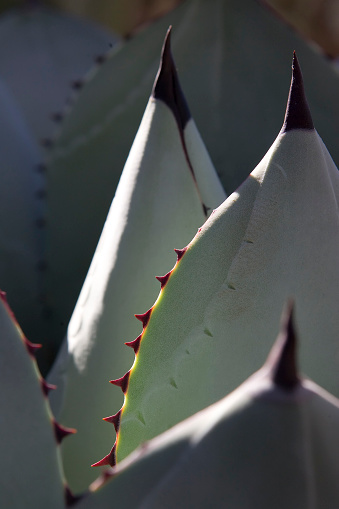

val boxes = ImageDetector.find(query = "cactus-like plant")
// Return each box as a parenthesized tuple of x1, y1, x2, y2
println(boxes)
(76, 304, 339, 508)
(95, 50, 339, 465)
(0, 0, 339, 507)
(48, 27, 225, 492)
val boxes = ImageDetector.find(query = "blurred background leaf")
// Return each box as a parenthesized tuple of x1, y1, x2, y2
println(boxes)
(0, 3, 117, 140)
(264, 0, 339, 57)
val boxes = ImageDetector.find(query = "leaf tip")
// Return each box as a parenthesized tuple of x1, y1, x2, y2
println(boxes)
(152, 26, 191, 130)
(174, 247, 187, 261)
(281, 52, 314, 133)
(266, 300, 300, 391)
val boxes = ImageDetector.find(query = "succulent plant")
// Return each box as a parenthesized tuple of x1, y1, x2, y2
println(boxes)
(0, 0, 339, 507)
(76, 304, 339, 508)
(37, 0, 339, 368)
(92, 49, 339, 467)
(48, 27, 226, 492)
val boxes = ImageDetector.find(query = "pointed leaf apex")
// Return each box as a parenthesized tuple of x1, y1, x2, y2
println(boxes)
(281, 52, 314, 133)
(135, 308, 152, 328)
(53, 421, 77, 444)
(125, 334, 142, 354)
(152, 26, 191, 130)
(92, 444, 116, 467)
(110, 371, 130, 394)
(266, 301, 300, 391)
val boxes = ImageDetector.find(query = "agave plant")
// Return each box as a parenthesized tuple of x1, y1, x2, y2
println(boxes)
(0, 0, 339, 507)
(77, 304, 339, 508)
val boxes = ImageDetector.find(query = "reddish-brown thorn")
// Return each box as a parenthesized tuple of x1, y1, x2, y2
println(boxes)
(156, 271, 171, 289)
(110, 371, 130, 394)
(125, 334, 142, 354)
(24, 338, 42, 357)
(92, 443, 116, 467)
(64, 485, 84, 507)
(41, 379, 57, 397)
(174, 247, 187, 261)
(53, 420, 76, 444)
(135, 308, 152, 328)
(268, 301, 300, 391)
(103, 410, 121, 433)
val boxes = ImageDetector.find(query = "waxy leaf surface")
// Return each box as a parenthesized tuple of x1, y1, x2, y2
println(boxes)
(43, 0, 339, 348)
(77, 308, 339, 508)
(0, 293, 65, 509)
(49, 29, 225, 493)
(0, 78, 45, 353)
(116, 56, 339, 460)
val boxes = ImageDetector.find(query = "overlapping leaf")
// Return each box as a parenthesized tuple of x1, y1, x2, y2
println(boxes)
(0, 78, 44, 352)
(43, 0, 339, 350)
(77, 307, 339, 508)
(48, 29, 225, 493)
(0, 292, 66, 509)
(115, 54, 339, 461)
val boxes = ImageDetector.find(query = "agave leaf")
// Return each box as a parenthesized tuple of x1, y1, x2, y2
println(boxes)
(0, 4, 116, 140)
(0, 78, 46, 351)
(43, 0, 339, 349)
(0, 292, 66, 509)
(48, 29, 225, 493)
(43, 1, 192, 352)
(114, 54, 339, 462)
(77, 306, 339, 508)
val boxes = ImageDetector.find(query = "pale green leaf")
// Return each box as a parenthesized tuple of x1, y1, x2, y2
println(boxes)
(0, 78, 44, 350)
(48, 30, 225, 493)
(116, 57, 339, 461)
(0, 293, 65, 509)
(43, 0, 339, 349)
(77, 309, 339, 508)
